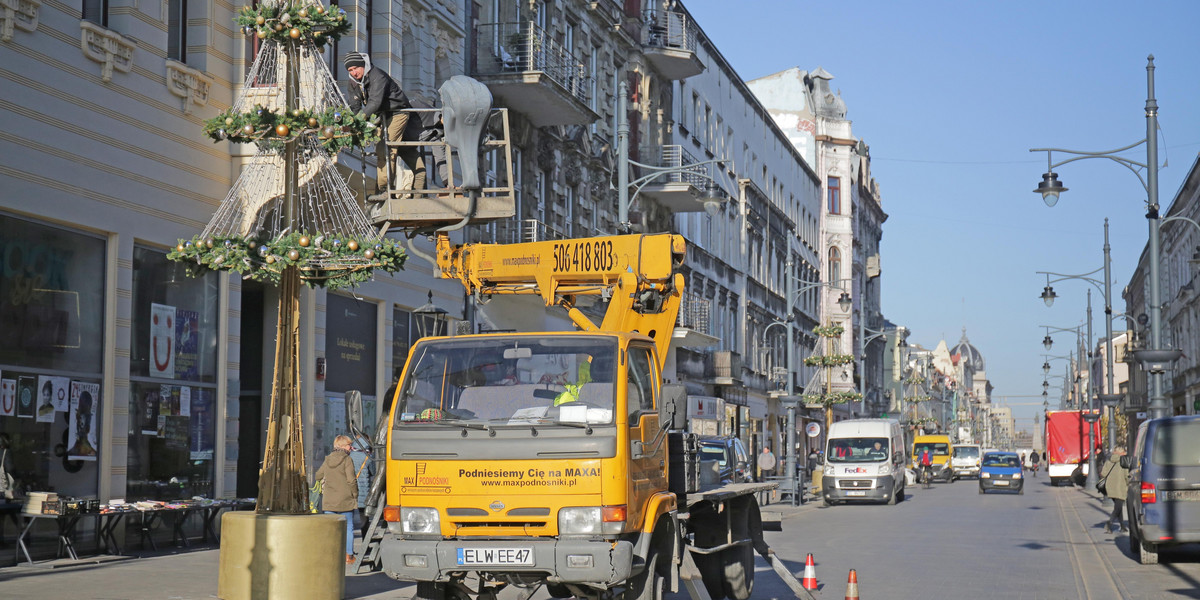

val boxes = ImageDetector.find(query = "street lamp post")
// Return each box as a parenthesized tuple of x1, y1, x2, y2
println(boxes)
(1038, 219, 1117, 455)
(758, 259, 852, 506)
(1042, 319, 1099, 487)
(859, 323, 897, 416)
(1031, 56, 1178, 419)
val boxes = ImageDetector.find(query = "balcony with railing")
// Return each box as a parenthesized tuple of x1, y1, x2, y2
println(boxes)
(636, 145, 722, 213)
(673, 291, 718, 348)
(472, 22, 599, 127)
(640, 9, 704, 80)
(706, 350, 743, 386)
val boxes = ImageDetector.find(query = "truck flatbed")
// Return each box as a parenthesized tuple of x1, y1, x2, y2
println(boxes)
(686, 481, 776, 508)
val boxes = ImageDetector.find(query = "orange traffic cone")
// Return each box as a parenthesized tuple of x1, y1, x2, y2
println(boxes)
(801, 553, 818, 590)
(845, 568, 860, 600)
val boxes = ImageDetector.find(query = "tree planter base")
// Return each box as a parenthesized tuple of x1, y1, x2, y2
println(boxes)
(218, 512, 346, 600)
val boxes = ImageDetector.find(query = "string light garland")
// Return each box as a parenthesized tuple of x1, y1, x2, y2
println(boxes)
(203, 105, 378, 155)
(169, 231, 406, 289)
(236, 2, 351, 47)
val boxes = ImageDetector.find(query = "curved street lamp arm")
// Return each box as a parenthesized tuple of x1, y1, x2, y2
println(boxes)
(1030, 146, 1150, 194)
(1038, 269, 1107, 297)
(761, 319, 790, 343)
(1159, 215, 1200, 235)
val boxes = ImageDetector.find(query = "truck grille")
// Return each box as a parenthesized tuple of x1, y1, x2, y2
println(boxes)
(838, 480, 873, 489)
(453, 521, 548, 529)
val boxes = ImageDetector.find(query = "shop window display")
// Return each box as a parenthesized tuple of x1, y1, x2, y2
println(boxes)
(126, 246, 218, 500)
(0, 214, 106, 498)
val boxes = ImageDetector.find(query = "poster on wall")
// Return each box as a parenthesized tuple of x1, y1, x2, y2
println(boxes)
(164, 416, 188, 451)
(36, 375, 69, 423)
(175, 309, 199, 380)
(68, 381, 99, 461)
(150, 303, 176, 379)
(160, 385, 179, 416)
(189, 389, 213, 460)
(0, 378, 15, 417)
(140, 388, 161, 435)
(16, 376, 35, 418)
(179, 386, 191, 417)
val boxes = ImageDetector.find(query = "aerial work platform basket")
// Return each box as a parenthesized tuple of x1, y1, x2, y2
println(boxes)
(366, 106, 515, 232)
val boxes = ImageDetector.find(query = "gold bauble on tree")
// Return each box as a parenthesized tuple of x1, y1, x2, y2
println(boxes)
(298, 8, 308, 17)
(289, 28, 301, 39)
(298, 236, 310, 247)
(255, 15, 265, 25)
(364, 249, 375, 260)
(307, 117, 318, 127)
(276, 124, 290, 136)
(347, 240, 359, 251)
(287, 249, 300, 261)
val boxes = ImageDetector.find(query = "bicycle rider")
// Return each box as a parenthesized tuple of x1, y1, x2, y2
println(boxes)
(918, 447, 934, 485)
(1029, 450, 1040, 476)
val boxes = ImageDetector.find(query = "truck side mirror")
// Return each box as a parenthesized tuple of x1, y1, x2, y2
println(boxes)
(345, 390, 364, 437)
(660, 384, 687, 430)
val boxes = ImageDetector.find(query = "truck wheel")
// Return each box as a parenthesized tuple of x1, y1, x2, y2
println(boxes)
(625, 544, 665, 600)
(721, 500, 759, 600)
(413, 582, 446, 600)
(545, 583, 572, 598)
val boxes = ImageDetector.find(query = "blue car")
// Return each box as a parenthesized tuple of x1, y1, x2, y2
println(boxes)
(979, 452, 1024, 494)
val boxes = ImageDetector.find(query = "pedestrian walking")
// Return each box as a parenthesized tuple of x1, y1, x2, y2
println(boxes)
(758, 446, 777, 505)
(345, 52, 425, 200)
(349, 432, 374, 536)
(1099, 446, 1129, 534)
(315, 434, 360, 563)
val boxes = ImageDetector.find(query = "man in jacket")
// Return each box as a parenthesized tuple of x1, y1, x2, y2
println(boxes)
(345, 52, 425, 200)
(316, 435, 360, 563)
(1100, 446, 1129, 534)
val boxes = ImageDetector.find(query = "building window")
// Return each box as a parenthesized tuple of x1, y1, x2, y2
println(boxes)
(127, 246, 220, 500)
(0, 215, 106, 498)
(828, 246, 841, 284)
(82, 0, 108, 26)
(167, 0, 187, 62)
(827, 176, 841, 214)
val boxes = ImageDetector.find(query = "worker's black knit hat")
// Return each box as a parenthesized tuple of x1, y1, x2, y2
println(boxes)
(343, 52, 366, 69)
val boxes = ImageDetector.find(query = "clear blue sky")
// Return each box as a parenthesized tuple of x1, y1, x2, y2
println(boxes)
(684, 0, 1200, 432)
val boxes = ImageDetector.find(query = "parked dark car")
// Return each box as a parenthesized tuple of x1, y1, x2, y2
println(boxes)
(1126, 415, 1200, 564)
(697, 436, 749, 484)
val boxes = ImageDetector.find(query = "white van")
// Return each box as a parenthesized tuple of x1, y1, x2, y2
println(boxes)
(821, 419, 906, 506)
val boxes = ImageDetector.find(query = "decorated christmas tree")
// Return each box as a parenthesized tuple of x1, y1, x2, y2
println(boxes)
(170, 0, 405, 514)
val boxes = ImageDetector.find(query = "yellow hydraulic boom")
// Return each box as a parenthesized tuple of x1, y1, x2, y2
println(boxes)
(434, 231, 686, 366)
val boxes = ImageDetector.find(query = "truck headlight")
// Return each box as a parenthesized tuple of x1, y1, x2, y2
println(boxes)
(559, 506, 626, 535)
(980, 472, 990, 479)
(401, 507, 440, 534)
(823, 465, 834, 476)
(877, 464, 892, 476)
(1013, 472, 1022, 479)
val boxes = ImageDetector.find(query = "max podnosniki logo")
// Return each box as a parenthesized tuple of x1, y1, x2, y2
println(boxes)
(403, 463, 451, 493)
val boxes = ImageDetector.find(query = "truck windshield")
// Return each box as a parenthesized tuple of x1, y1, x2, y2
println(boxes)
(394, 336, 618, 426)
(953, 447, 979, 459)
(914, 442, 950, 456)
(827, 437, 889, 463)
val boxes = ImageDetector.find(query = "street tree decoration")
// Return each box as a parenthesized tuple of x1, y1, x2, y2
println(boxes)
(802, 323, 863, 432)
(170, 0, 405, 514)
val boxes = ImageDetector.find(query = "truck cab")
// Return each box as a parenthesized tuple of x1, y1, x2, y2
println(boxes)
(912, 435, 953, 482)
(381, 332, 674, 595)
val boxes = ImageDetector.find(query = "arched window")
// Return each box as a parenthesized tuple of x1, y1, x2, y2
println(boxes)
(828, 246, 841, 283)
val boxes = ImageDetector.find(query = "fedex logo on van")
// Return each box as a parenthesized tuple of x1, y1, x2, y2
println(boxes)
(843, 467, 868, 474)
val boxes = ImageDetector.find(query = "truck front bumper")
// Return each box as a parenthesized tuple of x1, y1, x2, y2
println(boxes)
(823, 475, 896, 502)
(380, 536, 634, 586)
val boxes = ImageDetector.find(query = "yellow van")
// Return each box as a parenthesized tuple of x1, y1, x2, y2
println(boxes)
(912, 435, 953, 482)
